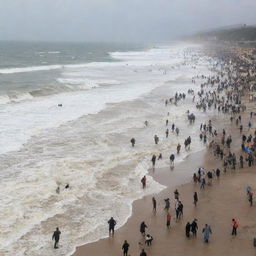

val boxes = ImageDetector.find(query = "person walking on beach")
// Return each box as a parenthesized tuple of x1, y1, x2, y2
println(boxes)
(140, 221, 148, 236)
(248, 191, 253, 206)
(231, 219, 239, 236)
(52, 227, 61, 249)
(185, 222, 191, 238)
(164, 198, 170, 211)
(216, 168, 220, 178)
(191, 219, 198, 236)
(108, 217, 116, 236)
(166, 212, 171, 228)
(193, 192, 198, 206)
(174, 189, 179, 200)
(152, 197, 157, 211)
(141, 176, 146, 189)
(122, 240, 130, 256)
(202, 224, 212, 243)
(240, 155, 244, 168)
(177, 201, 183, 219)
(200, 178, 206, 190)
(145, 234, 153, 246)
(140, 249, 147, 256)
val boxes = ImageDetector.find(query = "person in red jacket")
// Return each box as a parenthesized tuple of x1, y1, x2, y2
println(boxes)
(166, 213, 171, 228)
(231, 218, 239, 236)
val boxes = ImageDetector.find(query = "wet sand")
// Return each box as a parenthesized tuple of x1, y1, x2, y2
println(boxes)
(73, 48, 256, 256)
(74, 144, 256, 256)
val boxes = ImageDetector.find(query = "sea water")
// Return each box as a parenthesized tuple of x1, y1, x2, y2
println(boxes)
(0, 41, 213, 255)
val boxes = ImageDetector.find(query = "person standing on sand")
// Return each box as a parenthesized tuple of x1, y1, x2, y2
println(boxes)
(152, 197, 157, 211)
(191, 219, 198, 236)
(140, 249, 147, 256)
(193, 192, 198, 206)
(216, 168, 220, 178)
(185, 222, 191, 238)
(174, 189, 179, 200)
(122, 240, 130, 256)
(164, 198, 170, 211)
(141, 176, 146, 188)
(248, 191, 253, 206)
(202, 224, 212, 243)
(200, 178, 206, 190)
(240, 155, 244, 168)
(177, 201, 183, 219)
(108, 217, 116, 236)
(140, 221, 148, 236)
(231, 219, 239, 236)
(145, 234, 153, 246)
(166, 212, 171, 228)
(52, 227, 61, 249)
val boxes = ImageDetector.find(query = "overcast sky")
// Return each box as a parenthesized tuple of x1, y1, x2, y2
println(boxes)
(0, 0, 255, 42)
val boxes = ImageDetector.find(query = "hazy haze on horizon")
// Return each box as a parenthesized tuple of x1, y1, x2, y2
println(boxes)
(0, 0, 256, 42)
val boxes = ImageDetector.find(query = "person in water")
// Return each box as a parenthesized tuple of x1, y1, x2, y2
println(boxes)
(108, 217, 117, 236)
(130, 138, 136, 147)
(141, 176, 146, 188)
(52, 227, 61, 249)
(151, 155, 156, 167)
(170, 154, 175, 165)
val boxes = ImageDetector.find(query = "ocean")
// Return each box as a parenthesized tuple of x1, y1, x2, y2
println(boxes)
(0, 41, 213, 255)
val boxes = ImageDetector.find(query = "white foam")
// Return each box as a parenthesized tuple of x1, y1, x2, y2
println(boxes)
(0, 65, 62, 74)
(0, 43, 212, 256)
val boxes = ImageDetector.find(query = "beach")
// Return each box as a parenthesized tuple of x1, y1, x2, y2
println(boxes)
(74, 43, 256, 256)
(0, 42, 214, 256)
(1, 40, 256, 256)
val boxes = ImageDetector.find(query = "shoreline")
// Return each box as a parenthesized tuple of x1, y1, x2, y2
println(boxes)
(73, 149, 207, 256)
(73, 43, 256, 256)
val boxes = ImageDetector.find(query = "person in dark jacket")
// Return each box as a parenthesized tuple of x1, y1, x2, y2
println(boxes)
(52, 227, 61, 249)
(151, 155, 156, 167)
(108, 217, 117, 236)
(185, 222, 191, 238)
(140, 221, 148, 235)
(191, 219, 198, 236)
(152, 197, 157, 211)
(140, 249, 147, 256)
(122, 240, 130, 256)
(193, 192, 198, 206)
(131, 138, 135, 147)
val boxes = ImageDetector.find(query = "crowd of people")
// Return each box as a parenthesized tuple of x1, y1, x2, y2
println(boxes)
(52, 45, 256, 255)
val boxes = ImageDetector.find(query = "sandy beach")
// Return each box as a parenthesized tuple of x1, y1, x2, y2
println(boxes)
(73, 44, 256, 256)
